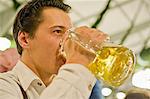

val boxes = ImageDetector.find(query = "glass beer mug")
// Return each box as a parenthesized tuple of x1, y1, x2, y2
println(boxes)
(61, 28, 135, 87)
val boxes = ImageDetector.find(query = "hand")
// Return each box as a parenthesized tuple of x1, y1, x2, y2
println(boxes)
(0, 48, 20, 72)
(63, 26, 109, 68)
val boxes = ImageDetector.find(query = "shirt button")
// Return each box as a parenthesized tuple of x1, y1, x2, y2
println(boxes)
(88, 84, 92, 91)
(37, 82, 42, 86)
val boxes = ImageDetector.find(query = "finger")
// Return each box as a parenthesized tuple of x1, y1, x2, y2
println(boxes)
(74, 26, 92, 44)
(97, 33, 110, 42)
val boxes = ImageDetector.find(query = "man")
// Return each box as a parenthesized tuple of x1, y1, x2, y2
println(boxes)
(0, 0, 108, 99)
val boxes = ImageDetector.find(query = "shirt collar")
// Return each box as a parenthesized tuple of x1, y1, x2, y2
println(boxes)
(12, 60, 45, 91)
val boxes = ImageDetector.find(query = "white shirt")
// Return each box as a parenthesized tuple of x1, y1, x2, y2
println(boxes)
(0, 60, 96, 99)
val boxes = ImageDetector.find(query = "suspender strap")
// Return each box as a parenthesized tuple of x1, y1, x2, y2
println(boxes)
(17, 83, 28, 99)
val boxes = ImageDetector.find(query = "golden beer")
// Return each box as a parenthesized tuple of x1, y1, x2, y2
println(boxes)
(61, 29, 136, 87)
(88, 45, 135, 87)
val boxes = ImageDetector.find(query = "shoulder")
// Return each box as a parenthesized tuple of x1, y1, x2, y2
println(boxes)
(0, 71, 18, 83)
(0, 71, 22, 97)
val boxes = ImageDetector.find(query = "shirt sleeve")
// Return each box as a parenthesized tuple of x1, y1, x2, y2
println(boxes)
(0, 74, 22, 99)
(40, 64, 97, 99)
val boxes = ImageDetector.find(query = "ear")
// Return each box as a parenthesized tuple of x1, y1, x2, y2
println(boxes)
(18, 31, 30, 48)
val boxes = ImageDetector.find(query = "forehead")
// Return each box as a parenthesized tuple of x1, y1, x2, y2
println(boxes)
(41, 7, 72, 28)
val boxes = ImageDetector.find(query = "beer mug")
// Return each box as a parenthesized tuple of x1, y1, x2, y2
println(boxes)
(60, 28, 135, 87)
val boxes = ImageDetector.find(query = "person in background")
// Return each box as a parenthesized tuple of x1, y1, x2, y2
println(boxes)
(0, 48, 19, 72)
(0, 0, 108, 99)
(125, 88, 150, 99)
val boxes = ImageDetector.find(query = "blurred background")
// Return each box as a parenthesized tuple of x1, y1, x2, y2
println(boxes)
(0, 0, 150, 98)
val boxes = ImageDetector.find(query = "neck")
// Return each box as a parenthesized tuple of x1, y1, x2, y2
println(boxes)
(21, 52, 53, 86)
(34, 67, 53, 86)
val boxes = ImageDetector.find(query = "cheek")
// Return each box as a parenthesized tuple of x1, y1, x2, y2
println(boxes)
(47, 38, 60, 54)
(30, 34, 61, 60)
(38, 37, 61, 62)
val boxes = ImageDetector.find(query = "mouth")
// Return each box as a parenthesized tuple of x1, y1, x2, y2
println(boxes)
(57, 53, 66, 65)
(56, 48, 66, 67)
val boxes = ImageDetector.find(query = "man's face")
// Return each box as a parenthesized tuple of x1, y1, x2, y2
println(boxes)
(27, 7, 72, 74)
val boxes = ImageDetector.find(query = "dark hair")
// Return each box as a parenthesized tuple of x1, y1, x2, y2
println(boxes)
(13, 0, 71, 55)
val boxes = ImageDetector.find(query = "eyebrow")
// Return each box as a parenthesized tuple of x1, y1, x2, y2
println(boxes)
(48, 25, 66, 29)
